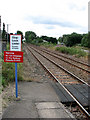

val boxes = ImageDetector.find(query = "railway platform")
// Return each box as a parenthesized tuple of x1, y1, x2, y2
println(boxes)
(2, 81, 75, 119)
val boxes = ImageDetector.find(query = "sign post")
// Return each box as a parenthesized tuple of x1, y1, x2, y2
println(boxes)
(10, 34, 22, 98)
(15, 63, 18, 98)
(4, 34, 23, 98)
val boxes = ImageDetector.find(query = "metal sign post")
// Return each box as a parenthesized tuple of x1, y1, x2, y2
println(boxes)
(15, 63, 18, 98)
(10, 34, 22, 98)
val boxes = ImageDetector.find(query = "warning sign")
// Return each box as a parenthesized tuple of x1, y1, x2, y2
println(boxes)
(4, 51, 23, 63)
(10, 35, 22, 51)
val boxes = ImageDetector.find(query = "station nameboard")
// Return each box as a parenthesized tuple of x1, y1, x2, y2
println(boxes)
(10, 34, 22, 51)
(4, 51, 23, 63)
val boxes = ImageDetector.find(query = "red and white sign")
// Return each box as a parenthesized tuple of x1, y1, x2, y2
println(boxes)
(10, 34, 22, 51)
(4, 51, 23, 63)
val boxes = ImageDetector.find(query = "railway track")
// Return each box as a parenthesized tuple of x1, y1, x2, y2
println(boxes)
(25, 44, 90, 118)
(31, 44, 90, 84)
(41, 47, 89, 67)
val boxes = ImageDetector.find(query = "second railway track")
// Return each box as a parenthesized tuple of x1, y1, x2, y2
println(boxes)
(31, 44, 90, 84)
(25, 44, 90, 118)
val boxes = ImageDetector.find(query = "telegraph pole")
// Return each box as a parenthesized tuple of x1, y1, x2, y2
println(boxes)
(7, 24, 10, 43)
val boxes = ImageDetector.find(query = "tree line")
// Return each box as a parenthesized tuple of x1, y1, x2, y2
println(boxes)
(58, 32, 90, 48)
(25, 31, 90, 48)
(1, 23, 90, 48)
(25, 31, 57, 44)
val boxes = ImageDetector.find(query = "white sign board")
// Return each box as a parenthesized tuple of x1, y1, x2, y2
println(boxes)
(10, 35, 22, 51)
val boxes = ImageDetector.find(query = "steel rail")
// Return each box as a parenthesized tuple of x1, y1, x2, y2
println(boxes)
(38, 48, 90, 73)
(26, 45, 90, 118)
(38, 46, 90, 67)
(29, 45, 89, 86)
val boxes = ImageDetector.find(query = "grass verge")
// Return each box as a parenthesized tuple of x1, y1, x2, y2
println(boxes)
(2, 61, 23, 87)
(55, 46, 87, 57)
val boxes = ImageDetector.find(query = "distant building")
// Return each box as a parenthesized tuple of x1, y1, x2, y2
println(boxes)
(57, 41, 60, 44)
(43, 40, 48, 43)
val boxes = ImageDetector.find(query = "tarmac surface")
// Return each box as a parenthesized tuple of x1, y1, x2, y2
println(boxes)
(2, 81, 75, 119)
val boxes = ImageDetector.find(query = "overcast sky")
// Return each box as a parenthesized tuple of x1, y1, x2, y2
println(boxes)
(0, 0, 89, 38)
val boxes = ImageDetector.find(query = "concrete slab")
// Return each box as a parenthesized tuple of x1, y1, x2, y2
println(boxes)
(35, 102, 61, 109)
(38, 109, 72, 118)
(35, 102, 74, 118)
(19, 82, 60, 102)
(2, 100, 38, 118)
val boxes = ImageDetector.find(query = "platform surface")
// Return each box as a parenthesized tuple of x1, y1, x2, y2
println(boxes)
(2, 81, 74, 119)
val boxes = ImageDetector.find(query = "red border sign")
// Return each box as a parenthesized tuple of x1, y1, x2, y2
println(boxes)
(4, 51, 23, 63)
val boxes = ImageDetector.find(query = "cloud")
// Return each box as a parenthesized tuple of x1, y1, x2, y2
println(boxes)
(45, 25, 55, 29)
(0, 0, 88, 37)
(25, 16, 82, 28)
(68, 2, 86, 11)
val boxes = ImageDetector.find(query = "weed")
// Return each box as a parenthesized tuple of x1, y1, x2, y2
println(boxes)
(2, 77, 8, 87)
(2, 61, 23, 83)
(6, 43, 10, 51)
(56, 46, 87, 57)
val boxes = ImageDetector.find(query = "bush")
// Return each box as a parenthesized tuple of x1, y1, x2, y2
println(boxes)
(62, 33, 83, 47)
(81, 34, 90, 48)
(2, 77, 8, 87)
(56, 46, 87, 57)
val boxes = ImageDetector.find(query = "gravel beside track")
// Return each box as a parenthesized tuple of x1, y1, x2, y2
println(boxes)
(23, 45, 51, 83)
